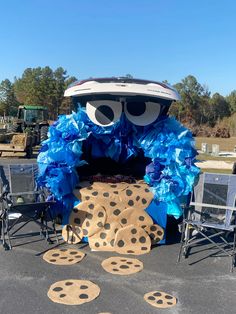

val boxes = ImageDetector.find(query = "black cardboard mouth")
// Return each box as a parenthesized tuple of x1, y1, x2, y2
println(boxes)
(78, 153, 151, 181)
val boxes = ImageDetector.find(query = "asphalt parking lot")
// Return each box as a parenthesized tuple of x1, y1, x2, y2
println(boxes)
(0, 157, 236, 313)
(0, 223, 236, 314)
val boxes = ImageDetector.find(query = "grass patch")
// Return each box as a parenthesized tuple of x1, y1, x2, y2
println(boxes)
(197, 153, 236, 162)
(195, 137, 236, 151)
(200, 168, 232, 174)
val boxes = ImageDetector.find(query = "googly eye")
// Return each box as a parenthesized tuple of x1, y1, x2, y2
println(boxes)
(86, 100, 122, 127)
(124, 101, 161, 126)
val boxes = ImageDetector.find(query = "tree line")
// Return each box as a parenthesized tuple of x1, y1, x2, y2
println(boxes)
(0, 66, 77, 119)
(169, 75, 236, 136)
(0, 69, 235, 135)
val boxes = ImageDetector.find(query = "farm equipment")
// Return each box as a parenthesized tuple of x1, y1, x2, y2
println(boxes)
(0, 133, 33, 158)
(9, 105, 49, 144)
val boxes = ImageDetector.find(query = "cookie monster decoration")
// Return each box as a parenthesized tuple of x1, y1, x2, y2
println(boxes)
(37, 77, 199, 249)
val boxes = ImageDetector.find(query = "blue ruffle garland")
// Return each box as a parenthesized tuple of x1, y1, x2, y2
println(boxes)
(37, 108, 200, 218)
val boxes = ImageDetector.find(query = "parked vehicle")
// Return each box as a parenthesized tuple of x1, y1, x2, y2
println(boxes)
(9, 105, 49, 143)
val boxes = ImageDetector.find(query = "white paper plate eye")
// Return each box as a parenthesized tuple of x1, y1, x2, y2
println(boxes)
(86, 100, 122, 127)
(124, 101, 161, 126)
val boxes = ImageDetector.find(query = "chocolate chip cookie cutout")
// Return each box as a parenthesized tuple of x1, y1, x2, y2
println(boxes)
(61, 225, 82, 244)
(80, 183, 124, 200)
(89, 221, 121, 251)
(95, 197, 126, 222)
(48, 279, 100, 305)
(101, 256, 143, 275)
(118, 208, 153, 228)
(144, 290, 177, 308)
(114, 224, 151, 255)
(43, 248, 85, 265)
(92, 182, 128, 192)
(69, 201, 106, 237)
(119, 184, 154, 209)
(144, 224, 164, 244)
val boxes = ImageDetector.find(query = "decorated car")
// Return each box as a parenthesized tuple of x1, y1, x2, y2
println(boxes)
(37, 77, 199, 253)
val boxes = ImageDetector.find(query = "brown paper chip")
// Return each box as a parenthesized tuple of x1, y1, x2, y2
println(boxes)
(48, 279, 100, 305)
(101, 256, 143, 275)
(119, 184, 154, 209)
(114, 224, 151, 255)
(61, 225, 82, 244)
(94, 197, 126, 222)
(118, 208, 153, 228)
(89, 221, 121, 251)
(144, 290, 177, 308)
(43, 248, 85, 265)
(144, 224, 164, 244)
(69, 201, 106, 237)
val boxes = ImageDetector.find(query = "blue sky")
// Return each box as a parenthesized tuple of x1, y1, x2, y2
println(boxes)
(0, 0, 235, 96)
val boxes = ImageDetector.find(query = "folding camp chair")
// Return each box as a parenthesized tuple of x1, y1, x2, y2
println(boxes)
(178, 172, 236, 272)
(0, 163, 57, 250)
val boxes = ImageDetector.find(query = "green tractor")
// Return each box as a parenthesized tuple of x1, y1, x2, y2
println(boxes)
(10, 105, 49, 144)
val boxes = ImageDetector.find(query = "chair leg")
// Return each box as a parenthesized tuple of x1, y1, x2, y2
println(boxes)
(183, 223, 192, 258)
(1, 218, 5, 248)
(2, 212, 11, 250)
(231, 228, 236, 272)
(52, 219, 58, 244)
(45, 209, 56, 244)
(47, 208, 58, 244)
(178, 220, 186, 262)
(6, 214, 12, 250)
(45, 219, 53, 244)
(41, 210, 51, 243)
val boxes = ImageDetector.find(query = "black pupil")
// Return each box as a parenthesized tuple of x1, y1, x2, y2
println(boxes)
(95, 105, 114, 125)
(126, 102, 146, 116)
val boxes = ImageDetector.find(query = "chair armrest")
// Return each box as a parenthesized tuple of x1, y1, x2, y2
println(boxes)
(8, 191, 40, 197)
(190, 202, 236, 211)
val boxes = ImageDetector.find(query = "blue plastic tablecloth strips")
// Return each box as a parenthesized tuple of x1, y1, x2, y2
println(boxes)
(37, 108, 200, 219)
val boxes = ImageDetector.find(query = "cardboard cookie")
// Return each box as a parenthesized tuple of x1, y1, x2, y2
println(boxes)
(91, 182, 128, 192)
(119, 184, 154, 209)
(114, 224, 151, 255)
(94, 197, 126, 222)
(48, 279, 100, 305)
(80, 187, 102, 201)
(79, 183, 127, 221)
(69, 201, 106, 237)
(79, 184, 120, 201)
(43, 248, 85, 265)
(136, 179, 145, 184)
(80, 187, 124, 204)
(88, 221, 121, 251)
(101, 256, 143, 275)
(118, 208, 153, 228)
(61, 225, 82, 244)
(144, 290, 177, 308)
(144, 224, 164, 244)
